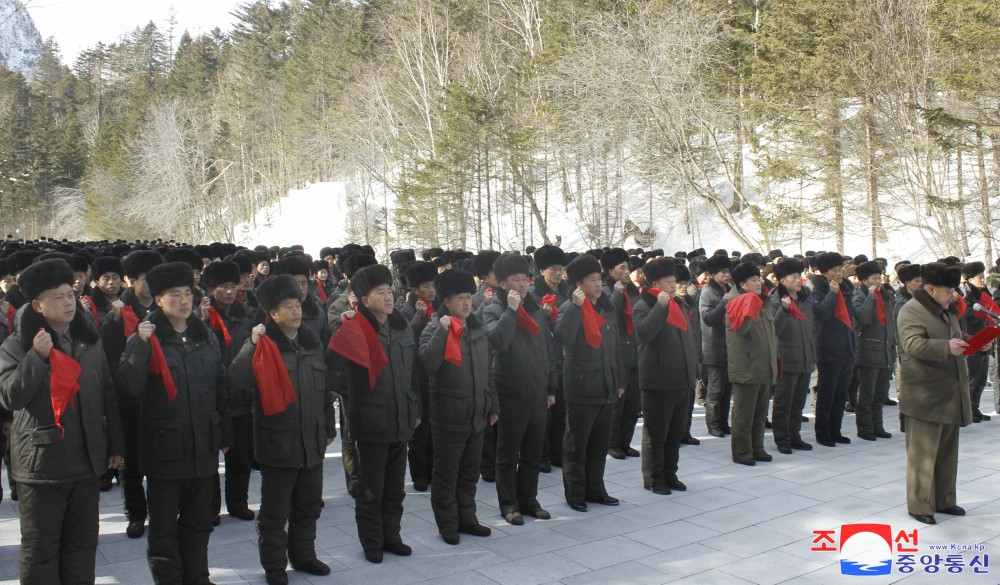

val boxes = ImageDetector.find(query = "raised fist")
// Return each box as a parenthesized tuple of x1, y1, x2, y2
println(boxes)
(32, 329, 53, 360)
(572, 287, 586, 307)
(439, 315, 451, 331)
(508, 290, 522, 312)
(251, 324, 266, 344)
(657, 291, 671, 307)
(137, 321, 155, 343)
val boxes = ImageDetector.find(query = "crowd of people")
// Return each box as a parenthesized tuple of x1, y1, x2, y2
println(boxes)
(0, 237, 993, 585)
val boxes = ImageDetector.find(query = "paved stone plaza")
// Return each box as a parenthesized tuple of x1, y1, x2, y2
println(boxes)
(1, 384, 997, 584)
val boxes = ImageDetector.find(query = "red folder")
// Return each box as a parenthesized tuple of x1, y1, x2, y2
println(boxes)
(963, 327, 1000, 356)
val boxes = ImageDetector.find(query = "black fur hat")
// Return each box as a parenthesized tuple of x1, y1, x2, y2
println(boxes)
(165, 248, 203, 271)
(815, 252, 845, 274)
(280, 255, 312, 278)
(351, 264, 393, 297)
(146, 262, 195, 297)
(256, 274, 303, 312)
(731, 261, 761, 285)
(493, 253, 531, 281)
(676, 265, 692, 283)
(70, 254, 90, 273)
(201, 261, 241, 289)
(599, 247, 630, 273)
(311, 260, 328, 275)
(643, 257, 677, 283)
(434, 269, 477, 300)
(566, 254, 602, 285)
(390, 249, 416, 267)
(768, 249, 784, 261)
(92, 256, 124, 279)
(319, 247, 338, 260)
(123, 250, 163, 279)
(962, 261, 986, 279)
(898, 264, 922, 283)
(921, 262, 961, 289)
(774, 258, 804, 281)
(474, 250, 502, 279)
(629, 256, 646, 272)
(689, 248, 707, 258)
(342, 253, 377, 279)
(18, 259, 75, 299)
(534, 245, 567, 271)
(423, 247, 444, 261)
(705, 254, 732, 275)
(852, 254, 870, 265)
(404, 261, 438, 288)
(688, 258, 705, 276)
(855, 260, 883, 282)
(7, 249, 41, 276)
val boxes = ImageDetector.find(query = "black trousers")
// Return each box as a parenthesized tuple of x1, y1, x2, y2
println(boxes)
(354, 440, 407, 552)
(407, 398, 433, 484)
(495, 392, 547, 514)
(146, 476, 215, 585)
(431, 427, 484, 534)
(481, 423, 496, 476)
(119, 414, 147, 522)
(968, 352, 990, 414)
(542, 380, 565, 466)
(704, 365, 732, 434)
(772, 370, 812, 448)
(816, 360, 853, 441)
(640, 390, 688, 488)
(257, 463, 323, 570)
(223, 414, 252, 512)
(610, 367, 641, 451)
(338, 395, 359, 496)
(562, 401, 613, 503)
(18, 477, 100, 585)
(847, 366, 860, 408)
(856, 366, 891, 436)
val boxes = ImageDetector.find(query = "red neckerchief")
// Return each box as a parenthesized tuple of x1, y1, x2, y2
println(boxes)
(874, 289, 887, 326)
(444, 318, 464, 366)
(783, 295, 807, 320)
(252, 334, 298, 415)
(833, 287, 852, 328)
(976, 291, 1000, 326)
(5, 303, 15, 334)
(516, 304, 540, 336)
(422, 299, 434, 322)
(329, 313, 389, 390)
(121, 305, 139, 337)
(727, 292, 764, 331)
(48, 344, 82, 436)
(622, 292, 635, 335)
(149, 333, 178, 403)
(80, 295, 99, 328)
(580, 299, 606, 349)
(955, 294, 968, 316)
(647, 288, 688, 331)
(206, 306, 232, 347)
(316, 283, 328, 305)
(541, 294, 559, 325)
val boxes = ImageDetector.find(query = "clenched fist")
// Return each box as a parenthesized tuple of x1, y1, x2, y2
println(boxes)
(657, 291, 671, 307)
(508, 290, 522, 312)
(572, 287, 586, 307)
(137, 322, 155, 343)
(110, 300, 124, 320)
(251, 324, 266, 344)
(439, 315, 451, 331)
(32, 329, 53, 360)
(199, 297, 211, 319)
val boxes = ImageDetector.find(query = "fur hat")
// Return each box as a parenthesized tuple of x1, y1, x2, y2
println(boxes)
(566, 254, 602, 285)
(319, 247, 338, 260)
(280, 255, 312, 278)
(689, 248, 707, 258)
(311, 260, 328, 275)
(599, 247, 630, 273)
(676, 265, 692, 283)
(768, 249, 784, 261)
(404, 261, 438, 288)
(390, 249, 416, 267)
(492, 253, 531, 281)
(774, 258, 804, 281)
(642, 257, 677, 283)
(815, 252, 845, 274)
(165, 248, 203, 271)
(731, 261, 761, 285)
(18, 259, 75, 299)
(705, 254, 732, 275)
(629, 256, 646, 272)
(688, 258, 705, 276)
(201, 261, 241, 289)
(227, 253, 253, 275)
(533, 245, 567, 271)
(146, 262, 195, 297)
(351, 264, 393, 297)
(855, 260, 884, 282)
(434, 269, 477, 300)
(7, 249, 41, 276)
(256, 274, 302, 312)
(852, 254, 869, 265)
(343, 253, 377, 279)
(70, 254, 90, 274)
(898, 264, 922, 283)
(123, 250, 163, 279)
(92, 256, 124, 279)
(423, 247, 444, 261)
(473, 250, 502, 278)
(921, 262, 962, 289)
(962, 261, 986, 279)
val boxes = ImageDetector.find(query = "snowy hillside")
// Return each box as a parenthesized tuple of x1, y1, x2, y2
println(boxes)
(0, 0, 42, 75)
(234, 182, 351, 259)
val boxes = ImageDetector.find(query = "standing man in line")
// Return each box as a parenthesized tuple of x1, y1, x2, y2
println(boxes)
(699, 254, 734, 438)
(809, 252, 856, 447)
(601, 248, 642, 460)
(770, 258, 816, 454)
(853, 260, 896, 441)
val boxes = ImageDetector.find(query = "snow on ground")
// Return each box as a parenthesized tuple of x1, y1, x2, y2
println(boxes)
(234, 182, 350, 259)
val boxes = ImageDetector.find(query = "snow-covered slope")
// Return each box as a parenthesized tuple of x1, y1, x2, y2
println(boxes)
(234, 182, 350, 259)
(0, 0, 42, 75)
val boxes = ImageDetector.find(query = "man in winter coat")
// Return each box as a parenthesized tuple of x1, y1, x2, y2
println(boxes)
(483, 253, 557, 525)
(894, 263, 922, 432)
(555, 255, 624, 512)
(853, 260, 897, 441)
(601, 248, 642, 460)
(419, 269, 497, 545)
(959, 261, 993, 422)
(0, 259, 124, 585)
(328, 264, 420, 564)
(116, 262, 232, 585)
(809, 252, 856, 447)
(725, 262, 778, 466)
(699, 253, 733, 438)
(898, 262, 970, 525)
(770, 258, 816, 454)
(632, 258, 696, 494)
(230, 274, 336, 585)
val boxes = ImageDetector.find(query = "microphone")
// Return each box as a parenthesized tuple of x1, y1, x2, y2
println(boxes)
(973, 303, 1000, 322)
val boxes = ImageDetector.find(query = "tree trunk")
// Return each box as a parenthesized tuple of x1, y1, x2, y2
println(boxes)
(956, 145, 970, 257)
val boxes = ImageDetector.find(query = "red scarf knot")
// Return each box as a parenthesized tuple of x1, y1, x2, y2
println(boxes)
(444, 318, 464, 367)
(48, 344, 82, 436)
(833, 287, 852, 328)
(874, 290, 887, 326)
(784, 296, 807, 321)
(541, 294, 560, 325)
(207, 306, 232, 347)
(329, 314, 389, 390)
(148, 334, 178, 403)
(727, 292, 764, 332)
(252, 334, 298, 415)
(580, 300, 606, 349)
